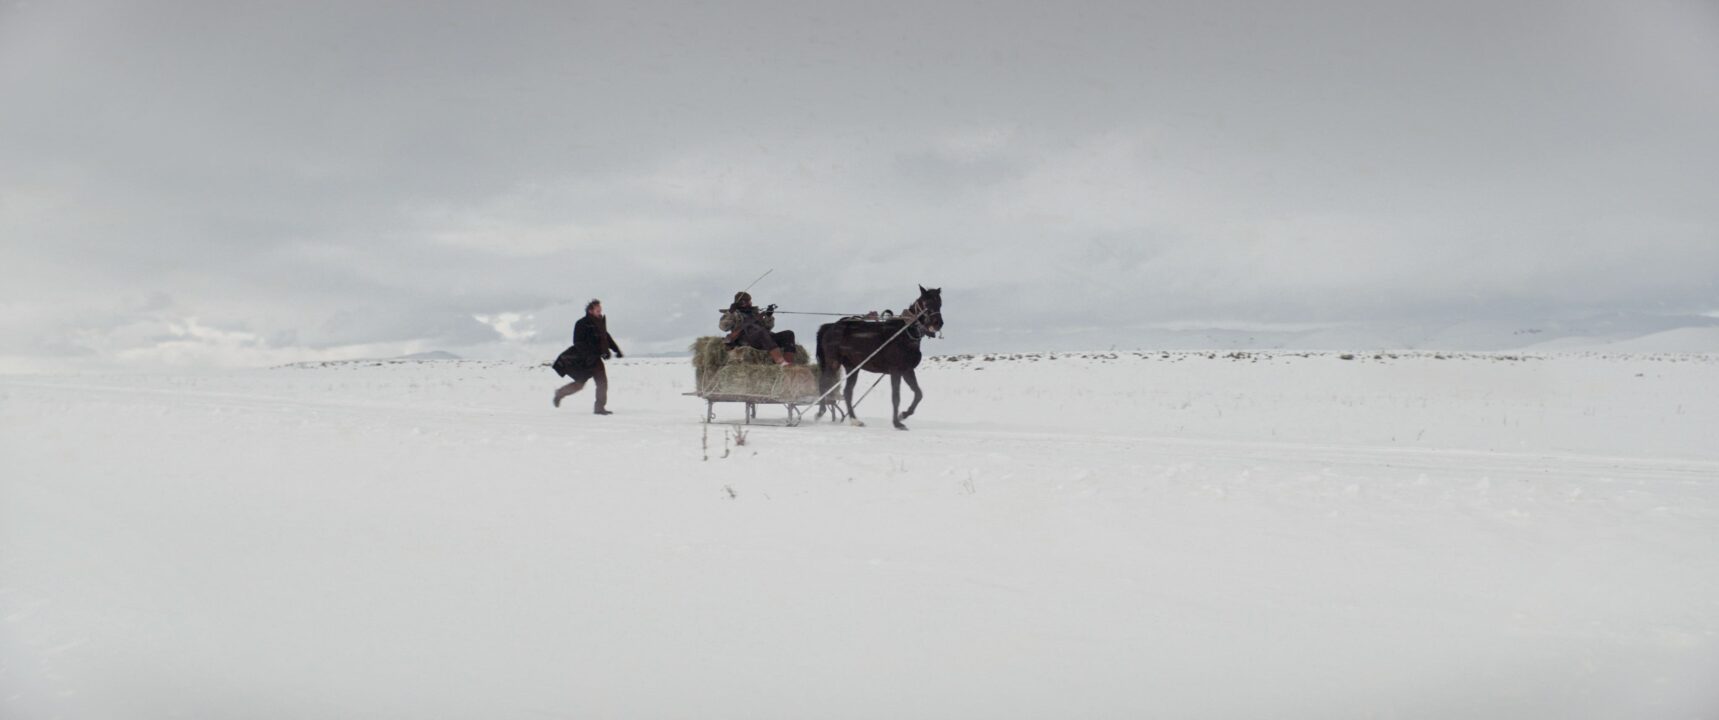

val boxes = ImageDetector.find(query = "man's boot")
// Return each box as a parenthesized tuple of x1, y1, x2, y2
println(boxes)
(768, 348, 790, 367)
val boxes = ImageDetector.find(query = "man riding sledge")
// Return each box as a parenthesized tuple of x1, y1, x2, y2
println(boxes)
(720, 291, 795, 367)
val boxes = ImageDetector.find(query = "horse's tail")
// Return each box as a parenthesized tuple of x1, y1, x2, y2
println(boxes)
(815, 323, 836, 398)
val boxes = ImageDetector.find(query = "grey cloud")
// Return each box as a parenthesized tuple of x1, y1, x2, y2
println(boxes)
(2, 0, 1715, 366)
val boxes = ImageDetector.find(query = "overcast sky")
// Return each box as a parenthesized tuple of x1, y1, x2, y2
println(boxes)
(2, 0, 1715, 368)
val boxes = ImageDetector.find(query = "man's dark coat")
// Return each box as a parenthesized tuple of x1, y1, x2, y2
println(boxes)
(553, 315, 622, 381)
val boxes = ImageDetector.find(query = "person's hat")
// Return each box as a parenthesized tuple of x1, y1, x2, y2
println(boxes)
(734, 291, 752, 304)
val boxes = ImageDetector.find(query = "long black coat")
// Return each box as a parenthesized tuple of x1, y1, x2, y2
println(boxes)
(553, 315, 622, 380)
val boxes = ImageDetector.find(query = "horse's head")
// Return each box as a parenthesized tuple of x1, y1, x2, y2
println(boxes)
(911, 284, 944, 337)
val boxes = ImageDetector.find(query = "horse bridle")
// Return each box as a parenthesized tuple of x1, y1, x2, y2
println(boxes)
(904, 298, 942, 339)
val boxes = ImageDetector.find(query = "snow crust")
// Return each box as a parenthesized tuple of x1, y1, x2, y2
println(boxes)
(3, 351, 1717, 718)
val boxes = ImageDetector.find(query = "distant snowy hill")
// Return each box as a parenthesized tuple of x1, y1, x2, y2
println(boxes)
(951, 313, 1719, 354)
(1530, 326, 1719, 353)
(273, 350, 464, 369)
(391, 350, 462, 361)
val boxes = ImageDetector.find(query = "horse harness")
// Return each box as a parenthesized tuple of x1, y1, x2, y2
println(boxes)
(901, 298, 941, 340)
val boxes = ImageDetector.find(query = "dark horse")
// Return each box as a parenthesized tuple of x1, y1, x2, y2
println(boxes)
(815, 285, 944, 430)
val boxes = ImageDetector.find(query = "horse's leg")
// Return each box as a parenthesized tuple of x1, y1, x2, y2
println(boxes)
(844, 368, 864, 426)
(900, 368, 924, 419)
(890, 373, 907, 430)
(811, 360, 825, 422)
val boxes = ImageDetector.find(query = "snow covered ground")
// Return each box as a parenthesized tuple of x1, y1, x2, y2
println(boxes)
(3, 351, 1717, 719)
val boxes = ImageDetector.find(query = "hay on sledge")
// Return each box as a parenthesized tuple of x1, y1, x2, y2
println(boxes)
(690, 336, 729, 376)
(707, 364, 821, 400)
(724, 343, 812, 367)
(689, 336, 819, 397)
